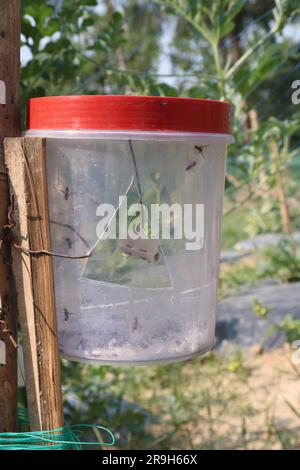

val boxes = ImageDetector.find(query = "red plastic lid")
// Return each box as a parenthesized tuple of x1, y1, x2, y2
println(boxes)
(26, 95, 231, 134)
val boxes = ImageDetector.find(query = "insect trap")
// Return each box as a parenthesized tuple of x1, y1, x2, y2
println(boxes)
(25, 95, 232, 364)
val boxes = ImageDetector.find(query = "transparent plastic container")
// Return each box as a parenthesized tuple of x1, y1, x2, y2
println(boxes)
(25, 95, 233, 364)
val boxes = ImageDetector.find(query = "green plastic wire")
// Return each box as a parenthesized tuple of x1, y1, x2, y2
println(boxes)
(0, 421, 116, 450)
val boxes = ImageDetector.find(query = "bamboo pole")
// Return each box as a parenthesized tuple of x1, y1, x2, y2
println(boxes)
(5, 137, 64, 432)
(0, 0, 21, 433)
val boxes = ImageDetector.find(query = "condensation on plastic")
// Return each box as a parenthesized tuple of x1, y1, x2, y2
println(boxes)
(24, 130, 232, 365)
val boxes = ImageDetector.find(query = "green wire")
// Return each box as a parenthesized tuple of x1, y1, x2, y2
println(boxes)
(0, 418, 116, 450)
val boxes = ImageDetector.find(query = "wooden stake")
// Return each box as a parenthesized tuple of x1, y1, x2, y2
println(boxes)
(0, 0, 21, 432)
(5, 137, 64, 432)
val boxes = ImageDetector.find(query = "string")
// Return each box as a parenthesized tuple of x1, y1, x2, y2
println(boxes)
(0, 408, 115, 450)
(12, 242, 91, 260)
(0, 424, 115, 450)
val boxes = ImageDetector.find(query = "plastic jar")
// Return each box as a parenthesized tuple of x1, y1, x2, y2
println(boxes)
(25, 95, 233, 365)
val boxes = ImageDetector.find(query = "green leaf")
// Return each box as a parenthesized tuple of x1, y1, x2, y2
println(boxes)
(82, 17, 95, 29)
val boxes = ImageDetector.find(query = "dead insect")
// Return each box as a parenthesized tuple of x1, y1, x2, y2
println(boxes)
(64, 187, 70, 200)
(194, 145, 208, 154)
(65, 237, 73, 250)
(133, 316, 139, 331)
(64, 308, 70, 321)
(60, 186, 71, 200)
(185, 161, 197, 171)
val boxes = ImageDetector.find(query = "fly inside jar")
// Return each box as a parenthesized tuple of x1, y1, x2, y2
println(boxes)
(25, 95, 233, 365)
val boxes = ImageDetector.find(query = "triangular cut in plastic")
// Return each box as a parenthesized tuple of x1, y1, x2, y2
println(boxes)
(81, 181, 173, 289)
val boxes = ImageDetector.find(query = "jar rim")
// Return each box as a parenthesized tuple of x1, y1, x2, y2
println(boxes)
(23, 129, 233, 143)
